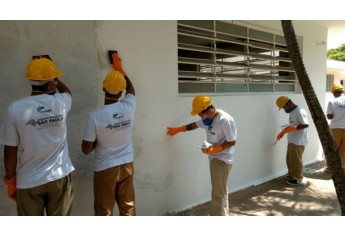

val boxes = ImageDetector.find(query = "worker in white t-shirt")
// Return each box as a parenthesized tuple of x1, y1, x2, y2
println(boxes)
(0, 57, 75, 216)
(82, 52, 136, 216)
(276, 96, 309, 186)
(327, 84, 345, 169)
(167, 95, 237, 216)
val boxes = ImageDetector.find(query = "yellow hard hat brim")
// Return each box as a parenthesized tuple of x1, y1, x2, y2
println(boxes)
(190, 110, 198, 116)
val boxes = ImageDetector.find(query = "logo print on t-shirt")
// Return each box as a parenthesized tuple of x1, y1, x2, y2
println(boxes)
(26, 115, 64, 129)
(36, 106, 52, 113)
(113, 113, 123, 119)
(106, 120, 131, 131)
(337, 102, 345, 108)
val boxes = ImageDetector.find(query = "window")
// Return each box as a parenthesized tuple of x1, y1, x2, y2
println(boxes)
(326, 74, 334, 92)
(178, 20, 301, 94)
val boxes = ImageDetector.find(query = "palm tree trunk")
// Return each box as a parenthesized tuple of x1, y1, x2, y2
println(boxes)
(281, 20, 345, 215)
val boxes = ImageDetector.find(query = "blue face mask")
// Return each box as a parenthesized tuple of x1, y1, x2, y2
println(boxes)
(202, 118, 213, 126)
(284, 108, 292, 113)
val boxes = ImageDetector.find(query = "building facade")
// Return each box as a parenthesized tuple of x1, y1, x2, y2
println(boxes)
(0, 20, 329, 215)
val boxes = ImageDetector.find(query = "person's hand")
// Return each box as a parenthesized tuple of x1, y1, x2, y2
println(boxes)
(276, 126, 297, 140)
(166, 126, 186, 136)
(202, 144, 223, 155)
(3, 175, 16, 202)
(111, 52, 126, 75)
(276, 130, 285, 140)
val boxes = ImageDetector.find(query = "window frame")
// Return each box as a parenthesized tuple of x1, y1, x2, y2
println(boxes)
(178, 20, 302, 95)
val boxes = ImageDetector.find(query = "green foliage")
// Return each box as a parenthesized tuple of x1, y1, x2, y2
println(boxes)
(327, 43, 345, 61)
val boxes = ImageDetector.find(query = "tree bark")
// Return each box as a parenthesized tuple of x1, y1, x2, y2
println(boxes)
(281, 20, 345, 215)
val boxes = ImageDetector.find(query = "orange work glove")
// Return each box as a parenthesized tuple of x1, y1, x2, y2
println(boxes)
(202, 144, 224, 155)
(166, 126, 186, 136)
(276, 126, 298, 140)
(111, 52, 126, 75)
(3, 175, 16, 202)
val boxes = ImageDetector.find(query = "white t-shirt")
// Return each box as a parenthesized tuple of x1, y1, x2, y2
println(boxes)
(326, 95, 345, 129)
(287, 106, 309, 145)
(196, 109, 237, 164)
(0, 92, 75, 189)
(83, 94, 136, 172)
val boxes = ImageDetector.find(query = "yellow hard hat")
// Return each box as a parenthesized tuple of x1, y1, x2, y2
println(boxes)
(26, 58, 63, 81)
(331, 84, 344, 92)
(190, 95, 212, 116)
(103, 71, 126, 94)
(276, 96, 290, 110)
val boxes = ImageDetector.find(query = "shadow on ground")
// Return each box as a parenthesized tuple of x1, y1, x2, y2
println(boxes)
(173, 161, 341, 216)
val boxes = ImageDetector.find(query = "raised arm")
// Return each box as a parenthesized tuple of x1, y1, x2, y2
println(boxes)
(124, 75, 135, 96)
(111, 52, 134, 96)
(55, 78, 72, 95)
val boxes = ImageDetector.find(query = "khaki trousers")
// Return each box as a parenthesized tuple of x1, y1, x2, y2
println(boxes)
(16, 174, 73, 216)
(331, 129, 345, 168)
(209, 158, 232, 216)
(286, 143, 305, 179)
(94, 162, 136, 216)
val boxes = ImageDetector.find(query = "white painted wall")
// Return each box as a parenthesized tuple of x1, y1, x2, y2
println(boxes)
(0, 20, 328, 215)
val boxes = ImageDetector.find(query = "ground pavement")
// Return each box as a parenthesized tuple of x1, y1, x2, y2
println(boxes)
(174, 161, 341, 216)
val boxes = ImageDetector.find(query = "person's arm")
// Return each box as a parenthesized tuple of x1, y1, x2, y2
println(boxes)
(202, 140, 236, 155)
(55, 78, 71, 95)
(221, 140, 236, 150)
(166, 122, 198, 136)
(4, 145, 17, 179)
(185, 122, 198, 131)
(111, 52, 134, 96)
(296, 124, 309, 130)
(81, 140, 96, 155)
(326, 101, 333, 119)
(124, 75, 135, 96)
(276, 124, 309, 140)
